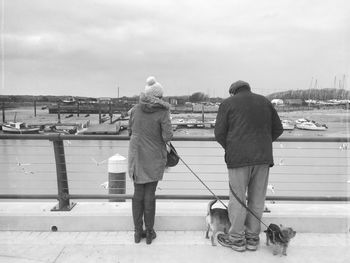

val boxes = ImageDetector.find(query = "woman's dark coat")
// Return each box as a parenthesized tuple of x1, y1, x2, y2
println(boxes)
(128, 93, 173, 183)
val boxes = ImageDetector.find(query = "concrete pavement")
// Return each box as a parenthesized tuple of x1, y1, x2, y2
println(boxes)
(0, 231, 349, 263)
(1, 201, 349, 232)
(0, 201, 349, 262)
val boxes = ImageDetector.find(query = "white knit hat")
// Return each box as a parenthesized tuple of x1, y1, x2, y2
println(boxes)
(145, 76, 164, 98)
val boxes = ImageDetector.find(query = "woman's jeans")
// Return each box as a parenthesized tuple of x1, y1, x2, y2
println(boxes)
(132, 181, 158, 232)
(227, 164, 269, 242)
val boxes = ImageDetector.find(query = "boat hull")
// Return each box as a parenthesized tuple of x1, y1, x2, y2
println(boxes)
(296, 124, 327, 131)
(283, 126, 295, 130)
(1, 126, 40, 134)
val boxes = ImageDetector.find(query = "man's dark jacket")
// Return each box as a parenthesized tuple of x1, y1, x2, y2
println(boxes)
(214, 87, 283, 168)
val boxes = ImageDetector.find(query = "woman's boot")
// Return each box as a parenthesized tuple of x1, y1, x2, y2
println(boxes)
(146, 229, 157, 244)
(144, 181, 158, 244)
(134, 230, 142, 243)
(132, 198, 144, 243)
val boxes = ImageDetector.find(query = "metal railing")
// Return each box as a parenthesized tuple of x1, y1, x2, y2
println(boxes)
(0, 134, 349, 211)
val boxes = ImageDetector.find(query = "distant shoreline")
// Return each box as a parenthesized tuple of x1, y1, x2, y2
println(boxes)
(1, 106, 349, 138)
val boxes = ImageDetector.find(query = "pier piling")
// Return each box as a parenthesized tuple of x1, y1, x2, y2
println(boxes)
(2, 102, 5, 123)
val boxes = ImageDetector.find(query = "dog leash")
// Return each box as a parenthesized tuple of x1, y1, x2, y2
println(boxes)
(167, 142, 228, 209)
(168, 142, 276, 232)
(228, 183, 271, 230)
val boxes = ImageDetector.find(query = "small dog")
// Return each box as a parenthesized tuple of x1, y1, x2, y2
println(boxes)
(205, 199, 231, 246)
(264, 223, 296, 256)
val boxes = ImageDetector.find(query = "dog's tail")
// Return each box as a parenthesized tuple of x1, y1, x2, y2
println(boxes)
(207, 199, 218, 215)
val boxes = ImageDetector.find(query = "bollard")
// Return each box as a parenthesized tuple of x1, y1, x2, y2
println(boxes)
(108, 153, 127, 202)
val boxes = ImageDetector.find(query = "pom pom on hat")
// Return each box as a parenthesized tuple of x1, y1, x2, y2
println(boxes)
(145, 76, 164, 98)
(146, 76, 157, 86)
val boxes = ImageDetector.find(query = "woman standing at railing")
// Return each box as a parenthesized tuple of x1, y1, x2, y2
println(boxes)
(128, 76, 173, 244)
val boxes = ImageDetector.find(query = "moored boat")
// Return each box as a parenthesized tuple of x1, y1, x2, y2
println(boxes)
(1, 122, 40, 134)
(295, 118, 310, 124)
(281, 120, 295, 130)
(296, 121, 327, 131)
(61, 96, 77, 104)
(186, 119, 197, 128)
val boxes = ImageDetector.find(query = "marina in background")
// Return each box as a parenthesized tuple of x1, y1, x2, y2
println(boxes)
(0, 96, 349, 136)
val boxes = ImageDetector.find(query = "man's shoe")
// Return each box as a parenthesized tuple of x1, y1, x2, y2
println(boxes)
(246, 238, 259, 251)
(217, 233, 246, 252)
(146, 230, 157, 245)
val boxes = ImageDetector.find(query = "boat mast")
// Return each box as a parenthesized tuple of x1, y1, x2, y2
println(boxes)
(313, 78, 318, 100)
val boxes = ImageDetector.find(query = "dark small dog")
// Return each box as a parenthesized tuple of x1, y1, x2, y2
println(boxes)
(205, 199, 231, 246)
(264, 223, 296, 256)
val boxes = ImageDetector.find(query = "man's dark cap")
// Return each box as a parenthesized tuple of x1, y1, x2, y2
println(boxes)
(229, 80, 251, 95)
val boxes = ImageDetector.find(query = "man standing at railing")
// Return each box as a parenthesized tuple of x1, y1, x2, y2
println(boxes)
(214, 80, 283, 252)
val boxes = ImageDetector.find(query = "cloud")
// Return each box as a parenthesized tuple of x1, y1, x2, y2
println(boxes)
(1, 0, 349, 97)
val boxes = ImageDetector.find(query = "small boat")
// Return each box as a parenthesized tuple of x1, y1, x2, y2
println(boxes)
(172, 118, 185, 124)
(61, 96, 76, 104)
(208, 119, 216, 128)
(186, 119, 197, 128)
(295, 118, 310, 124)
(1, 122, 40, 134)
(196, 120, 205, 128)
(281, 120, 295, 130)
(296, 121, 327, 131)
(39, 125, 70, 135)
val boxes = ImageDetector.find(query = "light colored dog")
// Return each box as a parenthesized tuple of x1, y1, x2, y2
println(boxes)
(205, 199, 231, 246)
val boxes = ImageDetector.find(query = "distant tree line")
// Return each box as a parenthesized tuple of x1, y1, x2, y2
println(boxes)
(266, 88, 349, 101)
(0, 95, 96, 103)
(3, 88, 347, 105)
(0, 92, 224, 104)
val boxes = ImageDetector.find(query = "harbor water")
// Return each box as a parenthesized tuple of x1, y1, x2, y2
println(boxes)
(0, 139, 349, 200)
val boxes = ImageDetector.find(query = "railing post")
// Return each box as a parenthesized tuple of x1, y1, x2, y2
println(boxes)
(50, 136, 76, 211)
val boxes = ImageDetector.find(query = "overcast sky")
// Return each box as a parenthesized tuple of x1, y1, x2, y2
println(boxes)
(1, 0, 349, 98)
